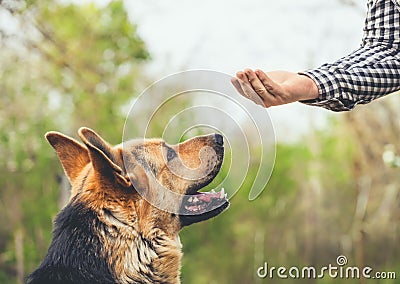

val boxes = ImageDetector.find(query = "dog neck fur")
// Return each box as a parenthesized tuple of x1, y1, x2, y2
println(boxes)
(96, 200, 183, 284)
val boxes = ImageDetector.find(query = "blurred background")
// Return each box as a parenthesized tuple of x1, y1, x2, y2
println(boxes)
(0, 0, 399, 283)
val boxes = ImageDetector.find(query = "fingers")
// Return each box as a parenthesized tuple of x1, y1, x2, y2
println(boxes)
(254, 69, 276, 92)
(234, 71, 266, 107)
(244, 69, 271, 98)
(230, 77, 246, 98)
(233, 68, 297, 107)
(238, 69, 272, 107)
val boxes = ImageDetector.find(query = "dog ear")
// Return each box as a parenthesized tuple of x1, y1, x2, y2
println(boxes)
(45, 131, 90, 184)
(78, 127, 131, 188)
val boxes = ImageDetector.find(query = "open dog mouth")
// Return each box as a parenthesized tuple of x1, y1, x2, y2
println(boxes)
(183, 188, 227, 214)
(179, 188, 229, 227)
(178, 133, 228, 227)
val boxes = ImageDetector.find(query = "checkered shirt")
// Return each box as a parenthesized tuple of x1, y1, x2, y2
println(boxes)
(300, 0, 400, 111)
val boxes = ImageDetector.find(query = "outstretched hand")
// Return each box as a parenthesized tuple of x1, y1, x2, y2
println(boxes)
(231, 69, 319, 107)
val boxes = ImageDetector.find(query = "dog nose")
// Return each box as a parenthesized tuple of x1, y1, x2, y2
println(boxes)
(214, 133, 223, 146)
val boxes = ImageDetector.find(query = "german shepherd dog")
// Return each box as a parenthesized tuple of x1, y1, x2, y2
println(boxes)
(27, 127, 229, 284)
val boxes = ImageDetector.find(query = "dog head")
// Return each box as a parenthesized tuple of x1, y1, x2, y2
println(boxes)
(45, 127, 229, 240)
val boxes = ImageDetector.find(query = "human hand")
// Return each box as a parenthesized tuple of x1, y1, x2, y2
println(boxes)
(231, 69, 319, 107)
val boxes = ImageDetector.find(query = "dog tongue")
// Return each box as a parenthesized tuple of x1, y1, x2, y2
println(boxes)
(197, 188, 225, 202)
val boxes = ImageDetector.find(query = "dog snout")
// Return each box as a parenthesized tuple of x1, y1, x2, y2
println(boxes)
(214, 134, 223, 146)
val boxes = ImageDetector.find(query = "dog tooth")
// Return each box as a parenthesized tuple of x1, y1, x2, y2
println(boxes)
(193, 196, 199, 203)
(225, 193, 228, 198)
(211, 189, 216, 193)
(220, 188, 225, 198)
(188, 197, 193, 203)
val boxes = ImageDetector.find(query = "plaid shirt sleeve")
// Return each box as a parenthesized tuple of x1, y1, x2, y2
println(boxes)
(300, 0, 400, 112)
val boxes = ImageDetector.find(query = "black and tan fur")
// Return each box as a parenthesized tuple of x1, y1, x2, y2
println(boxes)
(27, 127, 229, 284)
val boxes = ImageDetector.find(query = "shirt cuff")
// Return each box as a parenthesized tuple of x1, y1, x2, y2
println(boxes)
(298, 69, 354, 112)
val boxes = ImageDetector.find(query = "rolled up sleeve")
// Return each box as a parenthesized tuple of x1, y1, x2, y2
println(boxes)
(299, 0, 400, 112)
(299, 44, 400, 111)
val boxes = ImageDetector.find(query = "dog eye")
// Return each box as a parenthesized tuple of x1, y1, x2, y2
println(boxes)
(166, 147, 176, 161)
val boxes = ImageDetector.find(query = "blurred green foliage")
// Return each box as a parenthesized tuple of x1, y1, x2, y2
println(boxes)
(0, 1, 149, 282)
(1, 1, 399, 284)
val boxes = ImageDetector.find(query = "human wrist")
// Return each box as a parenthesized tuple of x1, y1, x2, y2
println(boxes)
(298, 74, 319, 100)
